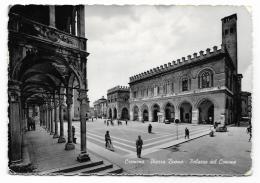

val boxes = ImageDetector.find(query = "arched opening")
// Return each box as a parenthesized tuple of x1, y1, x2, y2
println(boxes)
(121, 107, 129, 120)
(180, 102, 192, 123)
(133, 106, 139, 121)
(198, 99, 214, 124)
(108, 108, 112, 119)
(143, 109, 149, 121)
(113, 108, 117, 119)
(164, 103, 175, 122)
(152, 104, 160, 122)
(141, 104, 149, 122)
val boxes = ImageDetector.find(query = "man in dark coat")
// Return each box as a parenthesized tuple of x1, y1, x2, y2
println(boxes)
(148, 124, 152, 133)
(185, 127, 190, 139)
(136, 135, 143, 158)
(105, 131, 112, 148)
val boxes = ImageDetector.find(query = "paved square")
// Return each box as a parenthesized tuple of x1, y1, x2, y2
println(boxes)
(66, 120, 251, 175)
(72, 120, 211, 157)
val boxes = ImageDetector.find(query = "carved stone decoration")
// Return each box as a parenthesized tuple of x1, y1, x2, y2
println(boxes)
(78, 89, 88, 104)
(8, 80, 21, 103)
(66, 94, 73, 106)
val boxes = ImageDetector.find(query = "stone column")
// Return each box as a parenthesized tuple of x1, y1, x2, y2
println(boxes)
(8, 80, 22, 164)
(65, 89, 75, 150)
(45, 104, 48, 129)
(58, 93, 66, 143)
(71, 7, 76, 35)
(49, 101, 54, 135)
(192, 109, 199, 124)
(148, 109, 153, 122)
(175, 108, 180, 121)
(77, 5, 85, 37)
(53, 94, 59, 138)
(47, 104, 50, 132)
(139, 110, 143, 122)
(49, 5, 55, 28)
(24, 103, 28, 131)
(77, 89, 90, 162)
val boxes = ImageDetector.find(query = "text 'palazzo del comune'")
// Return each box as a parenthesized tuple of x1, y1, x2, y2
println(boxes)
(101, 14, 246, 126)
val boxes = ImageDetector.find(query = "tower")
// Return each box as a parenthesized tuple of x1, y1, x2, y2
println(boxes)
(221, 14, 238, 71)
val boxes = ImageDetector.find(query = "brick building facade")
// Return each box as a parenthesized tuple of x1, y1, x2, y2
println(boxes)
(129, 14, 241, 125)
(107, 86, 130, 120)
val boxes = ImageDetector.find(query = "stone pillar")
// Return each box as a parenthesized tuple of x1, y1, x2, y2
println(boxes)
(58, 92, 66, 143)
(139, 110, 143, 122)
(47, 105, 50, 132)
(130, 110, 134, 121)
(49, 5, 55, 28)
(24, 103, 28, 131)
(162, 109, 166, 122)
(53, 95, 59, 138)
(49, 102, 54, 135)
(71, 7, 76, 35)
(8, 80, 22, 164)
(77, 89, 90, 162)
(65, 89, 75, 150)
(192, 109, 199, 124)
(45, 104, 48, 129)
(148, 109, 153, 122)
(175, 108, 180, 121)
(77, 5, 85, 37)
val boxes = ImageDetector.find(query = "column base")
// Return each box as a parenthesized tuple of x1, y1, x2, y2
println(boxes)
(53, 134, 59, 138)
(77, 152, 90, 162)
(58, 136, 66, 143)
(65, 142, 75, 150)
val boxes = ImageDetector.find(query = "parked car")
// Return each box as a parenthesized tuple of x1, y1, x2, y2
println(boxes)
(216, 125, 227, 132)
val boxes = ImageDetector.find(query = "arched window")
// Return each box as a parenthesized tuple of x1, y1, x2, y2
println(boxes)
(182, 78, 188, 91)
(198, 69, 213, 89)
(182, 77, 190, 91)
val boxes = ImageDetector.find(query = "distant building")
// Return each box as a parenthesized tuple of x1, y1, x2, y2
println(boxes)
(93, 96, 107, 118)
(240, 91, 251, 118)
(129, 14, 243, 125)
(107, 86, 130, 120)
(88, 107, 95, 118)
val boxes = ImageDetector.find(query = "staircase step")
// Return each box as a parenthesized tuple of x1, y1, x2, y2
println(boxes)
(99, 167, 123, 175)
(80, 164, 114, 174)
(42, 160, 104, 174)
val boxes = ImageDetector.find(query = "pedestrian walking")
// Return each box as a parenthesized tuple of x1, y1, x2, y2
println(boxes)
(136, 135, 143, 158)
(72, 126, 76, 143)
(247, 125, 252, 142)
(185, 127, 190, 139)
(148, 124, 152, 133)
(105, 131, 114, 151)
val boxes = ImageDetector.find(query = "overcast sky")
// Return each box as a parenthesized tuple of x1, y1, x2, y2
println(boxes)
(84, 5, 252, 106)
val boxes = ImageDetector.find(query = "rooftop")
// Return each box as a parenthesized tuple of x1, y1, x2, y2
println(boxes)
(129, 45, 226, 83)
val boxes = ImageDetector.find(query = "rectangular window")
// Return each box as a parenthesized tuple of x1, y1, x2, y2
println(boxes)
(157, 86, 160, 95)
(171, 82, 174, 93)
(182, 79, 188, 91)
(133, 91, 137, 98)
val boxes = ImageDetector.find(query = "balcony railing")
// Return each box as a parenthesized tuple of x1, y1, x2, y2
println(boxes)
(8, 13, 87, 51)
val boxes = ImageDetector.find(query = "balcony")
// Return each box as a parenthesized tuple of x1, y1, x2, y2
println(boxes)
(8, 13, 87, 52)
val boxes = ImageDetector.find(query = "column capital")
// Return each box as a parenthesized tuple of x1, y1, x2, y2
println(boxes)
(66, 94, 73, 106)
(77, 89, 89, 104)
(8, 80, 21, 103)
